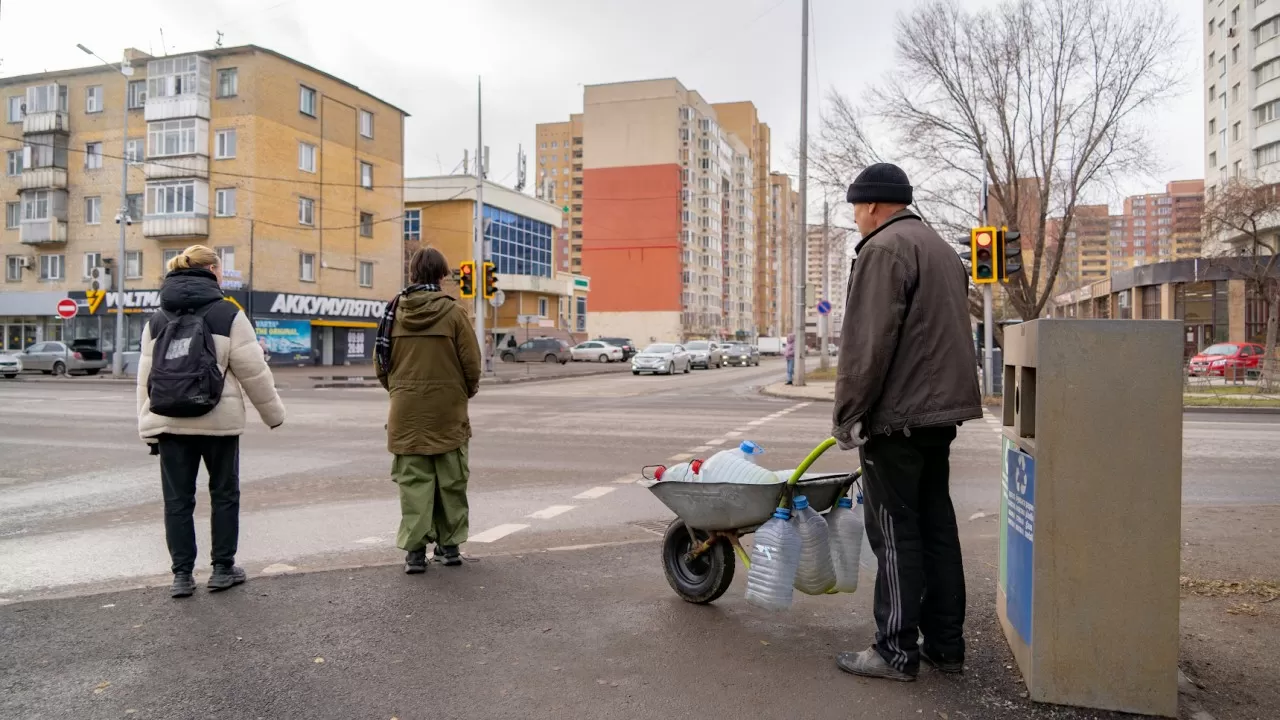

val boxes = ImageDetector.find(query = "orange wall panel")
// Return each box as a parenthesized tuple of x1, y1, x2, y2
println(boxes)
(581, 164, 682, 312)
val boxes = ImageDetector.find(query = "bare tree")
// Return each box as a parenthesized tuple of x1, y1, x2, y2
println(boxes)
(813, 0, 1183, 319)
(1203, 181, 1280, 390)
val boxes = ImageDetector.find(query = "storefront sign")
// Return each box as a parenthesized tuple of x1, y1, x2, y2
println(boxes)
(347, 331, 366, 359)
(69, 289, 249, 316)
(255, 319, 312, 360)
(254, 292, 386, 320)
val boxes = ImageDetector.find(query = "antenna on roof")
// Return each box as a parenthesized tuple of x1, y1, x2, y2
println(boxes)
(160, 27, 169, 55)
(216, 31, 224, 49)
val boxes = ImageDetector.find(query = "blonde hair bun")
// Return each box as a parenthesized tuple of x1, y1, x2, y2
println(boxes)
(167, 244, 219, 273)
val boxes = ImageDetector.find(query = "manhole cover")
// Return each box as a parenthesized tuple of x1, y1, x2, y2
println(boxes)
(632, 520, 672, 536)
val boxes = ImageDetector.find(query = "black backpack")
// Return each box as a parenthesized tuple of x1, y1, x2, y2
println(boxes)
(147, 303, 225, 418)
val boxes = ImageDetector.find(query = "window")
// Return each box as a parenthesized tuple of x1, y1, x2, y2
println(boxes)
(86, 85, 103, 113)
(127, 80, 146, 109)
(298, 197, 315, 225)
(359, 212, 373, 237)
(22, 190, 50, 221)
(125, 138, 145, 164)
(40, 254, 64, 281)
(85, 142, 103, 169)
(26, 84, 67, 114)
(299, 142, 317, 172)
(538, 297, 549, 317)
(1209, 84, 1216, 102)
(4, 202, 20, 229)
(1257, 141, 1280, 166)
(1209, 118, 1217, 134)
(125, 251, 142, 279)
(1233, 45, 1240, 65)
(216, 246, 235, 273)
(359, 109, 373, 138)
(1234, 121, 1242, 141)
(551, 141, 558, 149)
(148, 55, 203, 98)
(5, 255, 21, 281)
(85, 196, 101, 225)
(360, 161, 373, 188)
(6, 95, 23, 123)
(1220, 56, 1227, 77)
(358, 260, 373, 287)
(299, 85, 317, 116)
(1209, 51, 1216, 69)
(126, 193, 143, 222)
(403, 209, 420, 242)
(1234, 160, 1243, 177)
(576, 295, 587, 332)
(215, 129, 237, 159)
(145, 180, 198, 215)
(5, 150, 20, 176)
(162, 248, 180, 268)
(147, 119, 199, 157)
(1258, 15, 1280, 43)
(485, 205, 554, 279)
(217, 68, 238, 98)
(215, 188, 236, 217)
(1233, 6, 1240, 26)
(83, 252, 102, 278)
(1259, 99, 1280, 124)
(1210, 151, 1218, 167)
(299, 252, 316, 282)
(1234, 83, 1242, 103)
(1259, 58, 1280, 87)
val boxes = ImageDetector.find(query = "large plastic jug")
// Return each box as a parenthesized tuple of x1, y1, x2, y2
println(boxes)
(826, 496, 865, 592)
(655, 459, 702, 482)
(701, 441, 776, 484)
(791, 495, 836, 595)
(857, 494, 876, 571)
(744, 508, 801, 611)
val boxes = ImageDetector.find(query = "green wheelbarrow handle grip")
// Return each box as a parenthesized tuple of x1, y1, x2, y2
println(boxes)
(787, 437, 838, 486)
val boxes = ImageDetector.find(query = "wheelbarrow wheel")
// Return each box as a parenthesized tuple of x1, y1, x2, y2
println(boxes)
(662, 518, 734, 604)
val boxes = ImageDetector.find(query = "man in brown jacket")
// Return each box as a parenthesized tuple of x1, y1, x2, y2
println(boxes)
(832, 164, 982, 682)
(376, 247, 482, 574)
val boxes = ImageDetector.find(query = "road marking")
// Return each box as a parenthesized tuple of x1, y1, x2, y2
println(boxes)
(691, 445, 712, 453)
(613, 473, 642, 484)
(992, 428, 1003, 433)
(353, 536, 384, 545)
(574, 486, 616, 500)
(667, 453, 694, 462)
(705, 438, 727, 446)
(527, 505, 576, 520)
(747, 419, 767, 426)
(795, 402, 812, 410)
(469, 523, 530, 543)
(725, 431, 743, 438)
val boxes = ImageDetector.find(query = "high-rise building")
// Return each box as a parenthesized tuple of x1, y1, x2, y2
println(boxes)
(804, 223, 852, 343)
(769, 171, 800, 336)
(1118, 180, 1206, 269)
(711, 102, 775, 336)
(1, 45, 407, 365)
(536, 79, 765, 342)
(1204, 1, 1276, 204)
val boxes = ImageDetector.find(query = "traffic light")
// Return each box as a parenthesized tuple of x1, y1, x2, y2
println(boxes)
(998, 228, 1023, 281)
(482, 261, 498, 300)
(970, 226, 998, 284)
(459, 261, 476, 298)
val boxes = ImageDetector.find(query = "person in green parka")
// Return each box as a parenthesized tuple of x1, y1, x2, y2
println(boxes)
(375, 247, 482, 574)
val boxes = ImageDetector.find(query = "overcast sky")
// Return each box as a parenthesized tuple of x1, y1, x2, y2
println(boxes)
(0, 0, 1204, 224)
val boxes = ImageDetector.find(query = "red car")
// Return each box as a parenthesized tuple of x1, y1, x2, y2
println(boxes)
(1187, 343, 1267, 377)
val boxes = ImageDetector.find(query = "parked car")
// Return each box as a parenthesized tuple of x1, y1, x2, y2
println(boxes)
(0, 352, 22, 379)
(724, 343, 760, 367)
(631, 343, 691, 375)
(21, 340, 108, 376)
(500, 337, 571, 364)
(571, 340, 624, 363)
(1188, 342, 1267, 377)
(684, 340, 725, 369)
(596, 337, 637, 360)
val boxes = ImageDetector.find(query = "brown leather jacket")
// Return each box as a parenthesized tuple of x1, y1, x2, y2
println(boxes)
(832, 210, 982, 444)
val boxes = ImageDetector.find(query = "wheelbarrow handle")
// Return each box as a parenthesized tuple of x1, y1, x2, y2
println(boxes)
(787, 437, 838, 486)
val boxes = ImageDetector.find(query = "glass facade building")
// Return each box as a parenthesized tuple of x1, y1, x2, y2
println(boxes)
(484, 205, 553, 279)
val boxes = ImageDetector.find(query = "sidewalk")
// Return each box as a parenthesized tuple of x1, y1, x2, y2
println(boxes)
(762, 380, 836, 401)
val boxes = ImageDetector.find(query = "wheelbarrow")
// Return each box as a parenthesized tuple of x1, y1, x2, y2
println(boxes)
(645, 437, 861, 604)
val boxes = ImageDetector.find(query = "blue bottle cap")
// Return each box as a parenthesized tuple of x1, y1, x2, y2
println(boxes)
(837, 497, 853, 508)
(772, 507, 791, 520)
(740, 440, 764, 455)
(793, 495, 809, 510)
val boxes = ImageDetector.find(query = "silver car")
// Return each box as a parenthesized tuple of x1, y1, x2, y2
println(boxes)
(20, 340, 109, 376)
(0, 353, 22, 379)
(684, 340, 725, 369)
(631, 343, 692, 376)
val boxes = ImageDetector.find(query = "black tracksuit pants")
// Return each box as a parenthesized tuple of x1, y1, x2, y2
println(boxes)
(158, 434, 241, 575)
(858, 424, 966, 674)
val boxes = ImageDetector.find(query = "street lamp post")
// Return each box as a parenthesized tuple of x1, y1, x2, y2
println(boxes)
(77, 44, 132, 377)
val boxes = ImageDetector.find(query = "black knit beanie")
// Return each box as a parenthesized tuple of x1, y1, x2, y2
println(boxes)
(846, 163, 913, 205)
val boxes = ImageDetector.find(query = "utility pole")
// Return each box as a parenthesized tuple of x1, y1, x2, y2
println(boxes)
(792, 0, 810, 387)
(981, 158, 994, 396)
(819, 199, 830, 371)
(474, 77, 491, 375)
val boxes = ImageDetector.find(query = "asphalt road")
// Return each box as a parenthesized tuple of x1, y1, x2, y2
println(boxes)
(1, 360, 1278, 718)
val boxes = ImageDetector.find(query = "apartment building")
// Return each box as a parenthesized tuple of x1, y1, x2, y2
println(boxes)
(0, 45, 406, 365)
(533, 114, 582, 274)
(1205, 2, 1280, 194)
(1116, 180, 1207, 270)
(1053, 205, 1113, 289)
(803, 223, 852, 343)
(769, 171, 800, 336)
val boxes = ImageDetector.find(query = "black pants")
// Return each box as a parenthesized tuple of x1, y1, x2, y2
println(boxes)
(858, 425, 965, 674)
(158, 434, 241, 575)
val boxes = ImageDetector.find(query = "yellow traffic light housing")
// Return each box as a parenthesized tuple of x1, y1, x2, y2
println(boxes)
(999, 227, 1023, 281)
(971, 226, 998, 284)
(459, 261, 476, 298)
(482, 261, 498, 300)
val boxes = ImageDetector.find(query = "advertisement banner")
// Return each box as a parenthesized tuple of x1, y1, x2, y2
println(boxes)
(255, 319, 312, 362)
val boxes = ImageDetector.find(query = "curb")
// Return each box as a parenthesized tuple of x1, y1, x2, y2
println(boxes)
(758, 385, 834, 402)
(1182, 405, 1280, 415)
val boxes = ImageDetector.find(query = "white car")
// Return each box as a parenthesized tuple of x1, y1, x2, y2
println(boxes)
(571, 340, 624, 363)
(631, 343, 692, 376)
(0, 353, 22, 379)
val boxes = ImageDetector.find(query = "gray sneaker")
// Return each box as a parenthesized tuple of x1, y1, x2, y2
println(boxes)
(920, 645, 964, 673)
(835, 647, 916, 682)
(207, 565, 246, 591)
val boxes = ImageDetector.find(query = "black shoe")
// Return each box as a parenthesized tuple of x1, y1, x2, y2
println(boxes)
(207, 565, 247, 591)
(170, 572, 196, 598)
(920, 645, 964, 674)
(405, 549, 428, 574)
(435, 545, 462, 567)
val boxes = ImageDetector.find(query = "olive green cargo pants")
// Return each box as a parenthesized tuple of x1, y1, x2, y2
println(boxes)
(392, 445, 469, 552)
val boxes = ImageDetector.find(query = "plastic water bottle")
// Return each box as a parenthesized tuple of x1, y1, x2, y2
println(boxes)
(857, 494, 876, 571)
(791, 495, 836, 595)
(827, 496, 865, 593)
(701, 441, 776, 484)
(744, 508, 802, 611)
(655, 459, 702, 482)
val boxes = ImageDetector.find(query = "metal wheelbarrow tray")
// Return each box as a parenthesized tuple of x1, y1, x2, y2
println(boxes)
(647, 473, 850, 532)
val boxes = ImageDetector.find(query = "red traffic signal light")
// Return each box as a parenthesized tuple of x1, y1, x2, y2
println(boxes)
(970, 227, 998, 284)
(459, 261, 476, 298)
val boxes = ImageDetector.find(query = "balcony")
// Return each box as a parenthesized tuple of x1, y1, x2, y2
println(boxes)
(20, 166, 67, 191)
(145, 93, 211, 122)
(145, 154, 209, 180)
(20, 218, 68, 245)
(23, 110, 70, 135)
(144, 214, 209, 238)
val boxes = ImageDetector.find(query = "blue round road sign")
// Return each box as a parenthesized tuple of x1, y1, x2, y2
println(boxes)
(817, 299, 832, 315)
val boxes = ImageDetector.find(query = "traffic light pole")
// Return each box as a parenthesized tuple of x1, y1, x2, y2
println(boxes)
(474, 77, 492, 376)
(980, 161, 993, 396)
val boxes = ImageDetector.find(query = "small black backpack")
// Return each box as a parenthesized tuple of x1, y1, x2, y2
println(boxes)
(147, 302, 225, 418)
